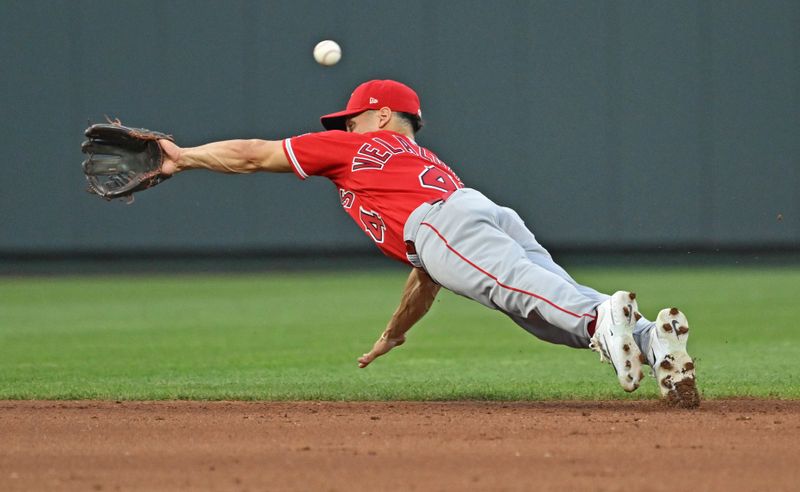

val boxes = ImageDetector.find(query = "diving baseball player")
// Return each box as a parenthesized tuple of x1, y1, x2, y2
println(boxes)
(157, 80, 699, 408)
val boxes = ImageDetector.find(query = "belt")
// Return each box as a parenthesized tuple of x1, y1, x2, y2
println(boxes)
(404, 239, 420, 259)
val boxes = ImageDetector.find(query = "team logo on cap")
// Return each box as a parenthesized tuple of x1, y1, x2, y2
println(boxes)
(369, 97, 378, 104)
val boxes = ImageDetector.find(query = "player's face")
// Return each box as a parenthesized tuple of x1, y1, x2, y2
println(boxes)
(345, 110, 380, 134)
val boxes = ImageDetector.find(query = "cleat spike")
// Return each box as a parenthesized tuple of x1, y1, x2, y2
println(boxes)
(629, 292, 636, 300)
(625, 360, 632, 369)
(623, 306, 630, 316)
(669, 307, 679, 315)
(662, 323, 673, 332)
(660, 360, 673, 370)
(623, 344, 630, 352)
(661, 377, 673, 389)
(639, 353, 647, 364)
(678, 326, 689, 335)
(634, 312, 642, 321)
(683, 361, 694, 371)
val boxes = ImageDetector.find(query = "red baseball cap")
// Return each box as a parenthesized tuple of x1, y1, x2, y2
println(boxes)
(320, 79, 421, 131)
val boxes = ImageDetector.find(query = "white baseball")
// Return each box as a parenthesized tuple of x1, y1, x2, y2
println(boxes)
(313, 40, 341, 66)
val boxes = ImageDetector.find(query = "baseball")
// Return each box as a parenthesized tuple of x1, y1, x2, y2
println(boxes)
(313, 40, 341, 66)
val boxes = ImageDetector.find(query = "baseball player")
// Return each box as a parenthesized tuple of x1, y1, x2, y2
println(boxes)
(157, 80, 699, 407)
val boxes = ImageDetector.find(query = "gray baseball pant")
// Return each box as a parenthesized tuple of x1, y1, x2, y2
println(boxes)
(404, 188, 656, 356)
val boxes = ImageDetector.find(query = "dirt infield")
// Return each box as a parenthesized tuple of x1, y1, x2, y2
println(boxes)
(1, 400, 798, 491)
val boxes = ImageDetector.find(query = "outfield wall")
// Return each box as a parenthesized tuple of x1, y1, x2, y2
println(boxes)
(1, 1, 797, 256)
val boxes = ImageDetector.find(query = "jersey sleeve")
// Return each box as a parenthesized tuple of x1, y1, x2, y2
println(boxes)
(282, 130, 365, 181)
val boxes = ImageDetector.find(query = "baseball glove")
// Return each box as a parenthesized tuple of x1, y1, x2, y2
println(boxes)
(81, 121, 174, 202)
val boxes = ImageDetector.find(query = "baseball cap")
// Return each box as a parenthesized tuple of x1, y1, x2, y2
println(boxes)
(320, 79, 421, 131)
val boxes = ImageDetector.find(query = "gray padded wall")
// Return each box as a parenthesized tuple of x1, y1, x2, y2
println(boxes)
(1, 0, 797, 254)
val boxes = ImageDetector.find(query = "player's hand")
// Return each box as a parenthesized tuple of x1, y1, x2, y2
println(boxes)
(357, 333, 406, 368)
(159, 139, 182, 175)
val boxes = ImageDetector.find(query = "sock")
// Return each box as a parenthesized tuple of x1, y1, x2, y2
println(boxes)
(587, 319, 597, 337)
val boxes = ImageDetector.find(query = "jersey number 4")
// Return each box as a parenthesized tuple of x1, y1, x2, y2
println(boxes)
(419, 165, 459, 193)
(359, 207, 386, 243)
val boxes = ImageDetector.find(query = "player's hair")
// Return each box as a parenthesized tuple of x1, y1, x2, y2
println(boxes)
(396, 112, 424, 134)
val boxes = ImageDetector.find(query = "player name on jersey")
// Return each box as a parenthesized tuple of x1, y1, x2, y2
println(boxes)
(352, 134, 445, 172)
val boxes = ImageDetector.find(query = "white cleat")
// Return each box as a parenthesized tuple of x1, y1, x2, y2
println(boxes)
(648, 307, 700, 408)
(590, 291, 645, 392)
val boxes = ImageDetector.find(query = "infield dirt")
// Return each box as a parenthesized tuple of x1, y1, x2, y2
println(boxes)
(1, 400, 798, 491)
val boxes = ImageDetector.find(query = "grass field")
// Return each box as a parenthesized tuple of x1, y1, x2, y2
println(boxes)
(0, 266, 797, 400)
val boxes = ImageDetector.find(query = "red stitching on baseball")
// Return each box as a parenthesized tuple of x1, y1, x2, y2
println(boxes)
(420, 222, 597, 321)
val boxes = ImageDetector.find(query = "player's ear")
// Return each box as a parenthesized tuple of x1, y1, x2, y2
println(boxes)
(377, 107, 393, 129)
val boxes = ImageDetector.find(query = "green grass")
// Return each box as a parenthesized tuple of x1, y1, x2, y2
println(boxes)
(0, 267, 797, 400)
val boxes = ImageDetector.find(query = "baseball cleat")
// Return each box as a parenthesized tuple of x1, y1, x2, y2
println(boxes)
(590, 291, 645, 392)
(648, 307, 700, 408)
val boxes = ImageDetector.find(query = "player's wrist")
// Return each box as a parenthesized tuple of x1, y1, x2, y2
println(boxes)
(172, 147, 190, 172)
(158, 139, 185, 174)
(380, 330, 405, 344)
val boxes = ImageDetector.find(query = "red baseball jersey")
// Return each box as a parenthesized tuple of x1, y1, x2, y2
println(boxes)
(282, 130, 464, 264)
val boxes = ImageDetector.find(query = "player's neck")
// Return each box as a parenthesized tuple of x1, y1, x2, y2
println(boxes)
(383, 123, 415, 141)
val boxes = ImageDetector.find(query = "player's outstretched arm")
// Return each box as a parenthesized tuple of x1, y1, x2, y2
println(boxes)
(159, 138, 292, 175)
(357, 268, 440, 368)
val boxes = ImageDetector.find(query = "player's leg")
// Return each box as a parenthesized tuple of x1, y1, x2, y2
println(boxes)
(494, 205, 609, 301)
(488, 201, 697, 403)
(409, 189, 643, 390)
(413, 191, 598, 344)
(490, 205, 646, 390)
(492, 206, 605, 344)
